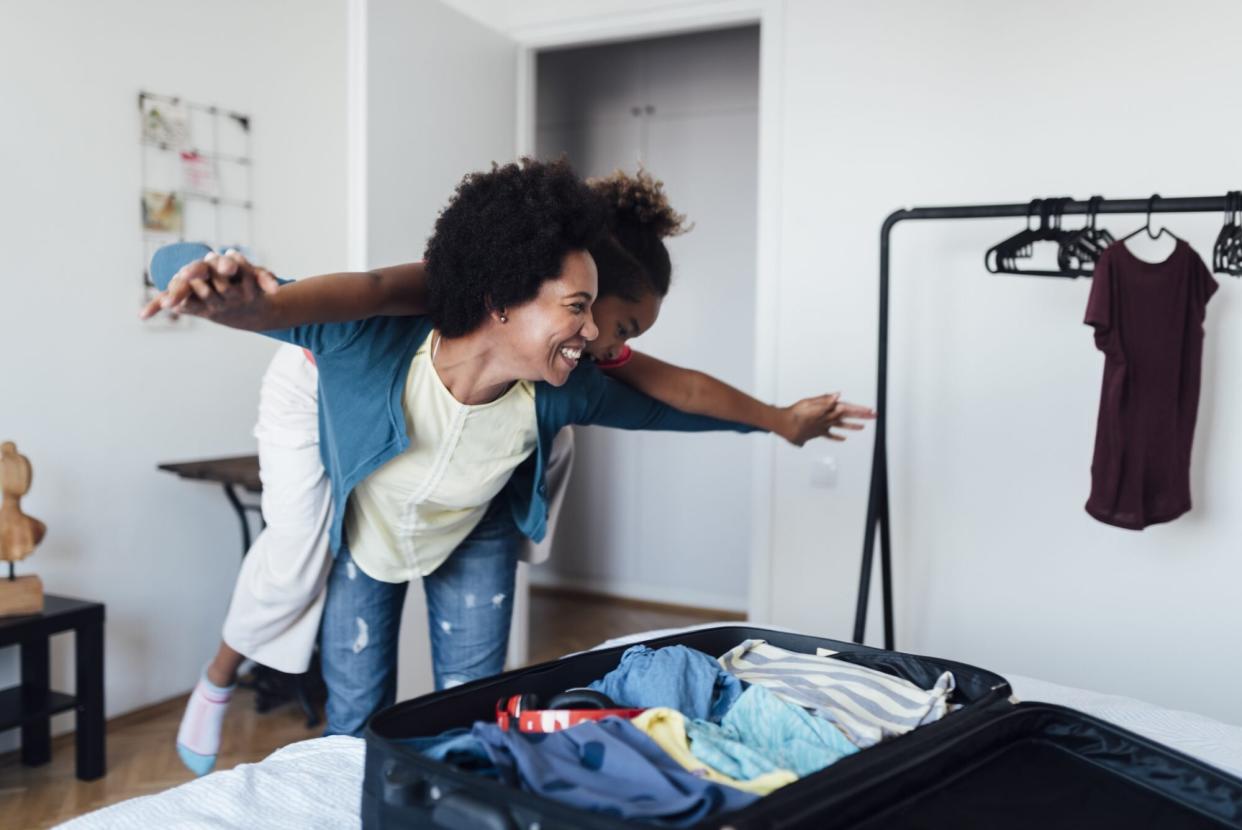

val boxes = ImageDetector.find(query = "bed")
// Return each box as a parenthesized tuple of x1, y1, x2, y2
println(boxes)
(58, 626, 1242, 830)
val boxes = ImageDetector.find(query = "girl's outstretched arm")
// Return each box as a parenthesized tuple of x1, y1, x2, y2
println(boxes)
(605, 350, 875, 446)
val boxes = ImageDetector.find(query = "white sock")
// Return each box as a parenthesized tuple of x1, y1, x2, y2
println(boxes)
(176, 669, 235, 766)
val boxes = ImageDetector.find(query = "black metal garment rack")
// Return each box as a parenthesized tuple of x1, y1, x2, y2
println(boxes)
(853, 194, 1235, 649)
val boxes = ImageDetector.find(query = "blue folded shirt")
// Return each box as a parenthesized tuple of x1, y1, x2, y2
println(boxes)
(588, 644, 744, 723)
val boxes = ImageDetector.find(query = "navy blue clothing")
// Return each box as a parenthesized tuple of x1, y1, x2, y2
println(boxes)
(410, 719, 757, 825)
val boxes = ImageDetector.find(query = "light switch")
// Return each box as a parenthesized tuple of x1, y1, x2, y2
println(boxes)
(810, 455, 839, 489)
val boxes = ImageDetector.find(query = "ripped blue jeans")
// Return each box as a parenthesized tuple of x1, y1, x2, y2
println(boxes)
(319, 503, 520, 737)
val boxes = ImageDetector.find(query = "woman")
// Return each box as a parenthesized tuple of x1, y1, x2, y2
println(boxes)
(153, 162, 873, 772)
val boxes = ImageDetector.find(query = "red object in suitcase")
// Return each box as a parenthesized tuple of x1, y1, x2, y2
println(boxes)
(495, 691, 645, 733)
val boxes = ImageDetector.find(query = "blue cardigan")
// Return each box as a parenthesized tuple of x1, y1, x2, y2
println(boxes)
(263, 314, 758, 557)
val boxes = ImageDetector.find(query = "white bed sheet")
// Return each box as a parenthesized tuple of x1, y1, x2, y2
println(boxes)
(56, 735, 366, 830)
(58, 624, 1242, 829)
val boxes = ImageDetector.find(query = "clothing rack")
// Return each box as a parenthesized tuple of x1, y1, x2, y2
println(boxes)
(854, 194, 1236, 649)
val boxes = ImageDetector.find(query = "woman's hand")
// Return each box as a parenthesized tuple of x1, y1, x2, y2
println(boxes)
(140, 249, 280, 328)
(777, 394, 877, 446)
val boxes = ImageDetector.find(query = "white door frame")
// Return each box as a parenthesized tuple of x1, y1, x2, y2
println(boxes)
(510, 0, 785, 630)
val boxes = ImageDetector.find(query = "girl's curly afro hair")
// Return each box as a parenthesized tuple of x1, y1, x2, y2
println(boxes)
(424, 157, 609, 338)
(587, 167, 690, 301)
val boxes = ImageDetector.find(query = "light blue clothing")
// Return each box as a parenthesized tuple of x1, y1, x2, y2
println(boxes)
(410, 718, 757, 826)
(588, 645, 744, 723)
(686, 683, 858, 779)
(320, 500, 520, 737)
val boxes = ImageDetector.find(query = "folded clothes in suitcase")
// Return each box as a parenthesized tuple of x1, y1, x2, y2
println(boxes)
(362, 626, 1242, 829)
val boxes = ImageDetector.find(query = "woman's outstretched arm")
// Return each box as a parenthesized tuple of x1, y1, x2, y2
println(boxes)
(140, 250, 427, 331)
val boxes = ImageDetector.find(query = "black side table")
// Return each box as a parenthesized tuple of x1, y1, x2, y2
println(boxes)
(0, 594, 105, 780)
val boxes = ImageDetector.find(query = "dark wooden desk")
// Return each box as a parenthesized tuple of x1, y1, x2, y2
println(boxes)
(158, 455, 262, 555)
(0, 594, 106, 780)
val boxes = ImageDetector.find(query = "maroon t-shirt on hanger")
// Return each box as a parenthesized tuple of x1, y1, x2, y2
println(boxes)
(1084, 239, 1217, 530)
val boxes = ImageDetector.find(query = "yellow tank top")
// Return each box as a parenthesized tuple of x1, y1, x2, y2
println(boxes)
(344, 335, 537, 582)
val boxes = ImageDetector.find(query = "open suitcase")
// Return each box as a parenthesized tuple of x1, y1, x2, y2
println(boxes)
(362, 626, 1242, 829)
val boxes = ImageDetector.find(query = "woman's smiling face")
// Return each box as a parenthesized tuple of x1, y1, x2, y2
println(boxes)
(501, 250, 601, 386)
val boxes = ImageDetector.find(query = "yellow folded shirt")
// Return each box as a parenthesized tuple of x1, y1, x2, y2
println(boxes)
(630, 707, 798, 796)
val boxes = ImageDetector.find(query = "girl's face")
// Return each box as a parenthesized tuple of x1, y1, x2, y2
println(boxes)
(586, 290, 663, 362)
(501, 250, 600, 386)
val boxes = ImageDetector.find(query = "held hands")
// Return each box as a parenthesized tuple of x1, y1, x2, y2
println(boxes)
(139, 249, 280, 327)
(778, 393, 876, 447)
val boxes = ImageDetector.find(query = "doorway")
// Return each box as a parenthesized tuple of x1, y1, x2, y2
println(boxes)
(530, 26, 761, 613)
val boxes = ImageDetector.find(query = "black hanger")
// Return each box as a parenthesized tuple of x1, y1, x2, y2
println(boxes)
(1082, 195, 1114, 253)
(1212, 190, 1242, 276)
(1119, 193, 1180, 244)
(1226, 190, 1242, 275)
(985, 199, 1041, 273)
(1058, 195, 1113, 275)
(986, 197, 1083, 277)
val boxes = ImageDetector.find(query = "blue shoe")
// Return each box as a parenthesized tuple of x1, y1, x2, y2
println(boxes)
(149, 242, 213, 291)
(177, 742, 217, 777)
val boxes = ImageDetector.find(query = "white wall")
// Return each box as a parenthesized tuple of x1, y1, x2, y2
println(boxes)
(0, 0, 347, 745)
(362, 0, 515, 268)
(356, 0, 518, 699)
(768, 0, 1242, 724)
(533, 28, 760, 611)
(441, 0, 1242, 725)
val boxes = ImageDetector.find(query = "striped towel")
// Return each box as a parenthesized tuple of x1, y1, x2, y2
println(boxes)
(717, 640, 955, 748)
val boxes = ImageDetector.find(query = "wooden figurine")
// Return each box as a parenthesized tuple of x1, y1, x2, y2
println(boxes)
(1, 441, 46, 615)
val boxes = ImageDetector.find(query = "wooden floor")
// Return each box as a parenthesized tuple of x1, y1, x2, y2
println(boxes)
(525, 586, 742, 665)
(0, 686, 323, 828)
(1, 589, 740, 828)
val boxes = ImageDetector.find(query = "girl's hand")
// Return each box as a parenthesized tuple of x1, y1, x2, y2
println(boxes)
(140, 249, 280, 325)
(777, 394, 876, 446)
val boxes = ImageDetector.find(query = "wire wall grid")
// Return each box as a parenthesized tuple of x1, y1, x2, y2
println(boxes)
(138, 90, 254, 321)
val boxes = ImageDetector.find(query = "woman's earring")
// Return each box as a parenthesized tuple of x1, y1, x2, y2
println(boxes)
(499, 312, 508, 324)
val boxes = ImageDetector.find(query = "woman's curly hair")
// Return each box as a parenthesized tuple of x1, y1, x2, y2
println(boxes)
(424, 157, 608, 337)
(588, 167, 690, 301)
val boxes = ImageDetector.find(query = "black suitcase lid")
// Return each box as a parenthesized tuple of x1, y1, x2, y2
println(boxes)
(826, 700, 1242, 829)
(363, 626, 1242, 829)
